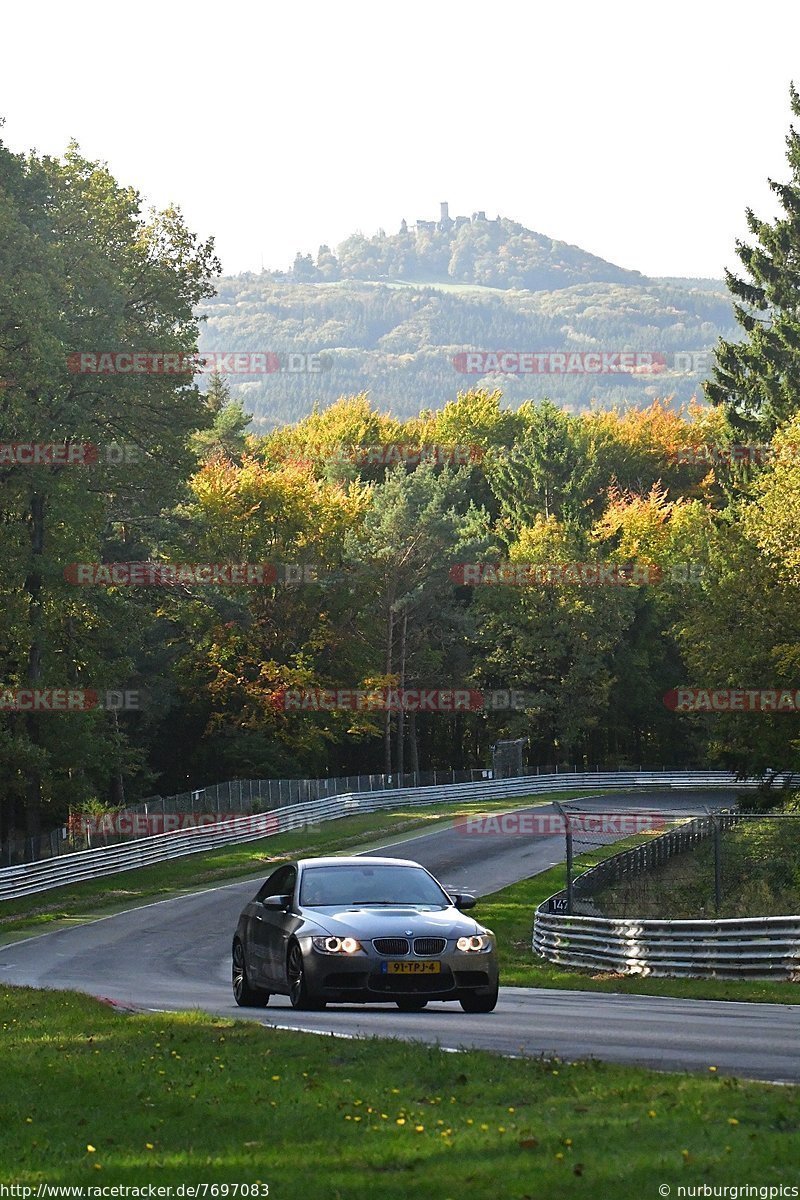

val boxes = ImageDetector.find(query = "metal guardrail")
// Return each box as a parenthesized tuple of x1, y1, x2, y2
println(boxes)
(533, 804, 800, 980)
(0, 770, 755, 903)
(533, 910, 800, 980)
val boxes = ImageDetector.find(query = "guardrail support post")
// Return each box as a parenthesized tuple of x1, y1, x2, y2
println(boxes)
(714, 814, 722, 913)
(553, 801, 573, 914)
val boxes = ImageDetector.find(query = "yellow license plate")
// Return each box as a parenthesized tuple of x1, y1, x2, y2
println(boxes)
(383, 961, 441, 974)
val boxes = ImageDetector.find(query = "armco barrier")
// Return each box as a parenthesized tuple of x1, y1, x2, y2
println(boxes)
(0, 770, 764, 903)
(533, 802, 800, 980)
(533, 909, 800, 980)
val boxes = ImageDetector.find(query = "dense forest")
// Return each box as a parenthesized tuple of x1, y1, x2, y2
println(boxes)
(199, 273, 738, 426)
(3, 87, 800, 852)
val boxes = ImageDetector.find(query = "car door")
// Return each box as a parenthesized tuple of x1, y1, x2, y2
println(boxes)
(250, 864, 297, 988)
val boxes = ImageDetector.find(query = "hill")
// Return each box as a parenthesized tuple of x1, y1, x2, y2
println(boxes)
(197, 207, 737, 429)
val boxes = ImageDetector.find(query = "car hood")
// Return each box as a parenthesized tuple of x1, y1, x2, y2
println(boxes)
(302, 904, 483, 939)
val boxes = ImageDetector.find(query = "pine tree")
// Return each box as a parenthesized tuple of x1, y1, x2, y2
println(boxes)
(706, 84, 800, 437)
(204, 369, 231, 414)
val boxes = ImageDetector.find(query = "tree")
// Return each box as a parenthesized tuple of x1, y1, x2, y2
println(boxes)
(191, 372, 253, 462)
(488, 400, 597, 534)
(706, 84, 800, 437)
(0, 138, 219, 850)
(347, 463, 488, 773)
(204, 369, 231, 414)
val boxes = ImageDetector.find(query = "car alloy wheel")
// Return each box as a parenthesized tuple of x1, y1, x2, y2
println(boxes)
(287, 941, 326, 1010)
(232, 939, 270, 1008)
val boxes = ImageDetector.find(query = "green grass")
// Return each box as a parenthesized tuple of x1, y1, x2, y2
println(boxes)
(478, 855, 800, 1005)
(0, 791, 594, 939)
(2, 987, 797, 1196)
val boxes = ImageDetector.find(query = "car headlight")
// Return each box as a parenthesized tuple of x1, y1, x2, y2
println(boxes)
(457, 934, 492, 952)
(311, 936, 363, 954)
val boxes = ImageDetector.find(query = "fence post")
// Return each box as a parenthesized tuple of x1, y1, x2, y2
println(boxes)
(553, 801, 573, 914)
(714, 814, 722, 913)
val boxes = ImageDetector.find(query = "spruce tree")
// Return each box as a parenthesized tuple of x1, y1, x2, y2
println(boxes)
(706, 84, 800, 437)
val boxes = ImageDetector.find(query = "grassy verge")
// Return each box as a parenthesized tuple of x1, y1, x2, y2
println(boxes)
(2, 987, 797, 1197)
(479, 848, 800, 1004)
(0, 791, 594, 938)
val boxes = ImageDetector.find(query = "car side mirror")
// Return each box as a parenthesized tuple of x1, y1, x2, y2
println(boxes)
(454, 893, 476, 910)
(261, 893, 291, 911)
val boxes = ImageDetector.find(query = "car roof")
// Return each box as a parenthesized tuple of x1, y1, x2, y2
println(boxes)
(296, 855, 423, 869)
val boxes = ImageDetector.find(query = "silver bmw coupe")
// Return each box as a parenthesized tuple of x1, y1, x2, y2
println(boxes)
(232, 855, 499, 1012)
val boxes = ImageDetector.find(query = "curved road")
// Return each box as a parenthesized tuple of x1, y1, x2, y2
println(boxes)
(2, 790, 798, 1084)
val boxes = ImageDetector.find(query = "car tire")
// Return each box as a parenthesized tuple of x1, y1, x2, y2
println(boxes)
(232, 939, 270, 1008)
(459, 985, 499, 1013)
(395, 997, 428, 1011)
(287, 941, 326, 1010)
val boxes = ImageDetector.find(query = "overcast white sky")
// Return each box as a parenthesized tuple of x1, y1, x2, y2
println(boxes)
(3, 0, 800, 279)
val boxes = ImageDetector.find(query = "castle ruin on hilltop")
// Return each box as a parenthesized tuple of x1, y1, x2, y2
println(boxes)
(411, 202, 494, 234)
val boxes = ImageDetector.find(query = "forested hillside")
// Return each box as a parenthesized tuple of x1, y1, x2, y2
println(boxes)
(4, 91, 800, 853)
(199, 276, 737, 427)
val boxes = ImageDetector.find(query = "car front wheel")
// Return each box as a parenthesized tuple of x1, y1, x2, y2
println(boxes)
(287, 941, 326, 1010)
(232, 939, 270, 1008)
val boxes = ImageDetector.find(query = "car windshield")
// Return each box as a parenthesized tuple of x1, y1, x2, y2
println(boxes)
(299, 864, 449, 908)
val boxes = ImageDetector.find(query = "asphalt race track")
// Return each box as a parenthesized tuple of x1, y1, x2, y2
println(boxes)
(2, 790, 798, 1084)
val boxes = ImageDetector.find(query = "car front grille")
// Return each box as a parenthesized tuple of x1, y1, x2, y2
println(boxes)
(372, 937, 410, 955)
(413, 937, 447, 956)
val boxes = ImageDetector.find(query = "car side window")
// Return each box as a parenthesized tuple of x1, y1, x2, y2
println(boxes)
(255, 865, 296, 902)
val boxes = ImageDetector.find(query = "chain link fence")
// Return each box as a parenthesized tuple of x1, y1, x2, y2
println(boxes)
(557, 808, 800, 919)
(3, 766, 497, 865)
(1, 761, 716, 866)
